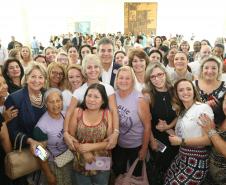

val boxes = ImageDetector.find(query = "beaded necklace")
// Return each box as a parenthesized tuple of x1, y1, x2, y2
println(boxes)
(29, 93, 43, 106)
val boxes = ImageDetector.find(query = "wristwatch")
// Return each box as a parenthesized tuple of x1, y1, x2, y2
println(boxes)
(207, 129, 218, 138)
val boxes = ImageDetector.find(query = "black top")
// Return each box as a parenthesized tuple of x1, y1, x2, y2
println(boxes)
(6, 79, 22, 94)
(151, 90, 176, 146)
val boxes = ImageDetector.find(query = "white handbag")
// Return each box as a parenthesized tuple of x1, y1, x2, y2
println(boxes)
(54, 149, 74, 168)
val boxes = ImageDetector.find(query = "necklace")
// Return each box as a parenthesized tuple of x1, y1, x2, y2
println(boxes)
(29, 92, 42, 105)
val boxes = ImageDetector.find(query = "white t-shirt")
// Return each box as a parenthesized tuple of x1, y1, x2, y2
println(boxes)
(72, 82, 115, 103)
(62, 89, 72, 111)
(175, 102, 214, 139)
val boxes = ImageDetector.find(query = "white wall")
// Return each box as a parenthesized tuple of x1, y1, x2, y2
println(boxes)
(0, 0, 225, 46)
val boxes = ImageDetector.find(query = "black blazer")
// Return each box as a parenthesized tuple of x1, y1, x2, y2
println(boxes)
(4, 86, 46, 147)
(100, 63, 121, 87)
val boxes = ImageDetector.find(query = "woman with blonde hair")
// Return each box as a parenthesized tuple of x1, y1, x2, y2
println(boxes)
(47, 62, 66, 90)
(194, 56, 226, 125)
(64, 54, 119, 154)
(62, 64, 85, 110)
(113, 66, 152, 177)
(8, 49, 20, 60)
(5, 62, 47, 185)
(44, 46, 57, 65)
(55, 52, 69, 67)
(20, 46, 33, 70)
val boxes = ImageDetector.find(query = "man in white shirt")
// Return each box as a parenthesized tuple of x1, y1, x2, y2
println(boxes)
(188, 45, 212, 77)
(97, 37, 121, 87)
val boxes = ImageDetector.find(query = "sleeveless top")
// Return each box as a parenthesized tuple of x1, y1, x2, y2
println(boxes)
(116, 89, 144, 148)
(73, 109, 110, 176)
(194, 80, 226, 125)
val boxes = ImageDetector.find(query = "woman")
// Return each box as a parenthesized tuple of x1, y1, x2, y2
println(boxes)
(148, 49, 163, 63)
(64, 54, 119, 153)
(179, 41, 193, 62)
(199, 92, 226, 185)
(194, 56, 226, 125)
(164, 47, 178, 74)
(79, 44, 92, 62)
(20, 46, 33, 70)
(34, 54, 48, 68)
(154, 36, 163, 49)
(134, 35, 143, 49)
(170, 51, 194, 84)
(62, 64, 84, 111)
(8, 48, 20, 60)
(47, 62, 66, 90)
(69, 83, 113, 185)
(68, 46, 80, 65)
(5, 62, 47, 185)
(55, 52, 69, 67)
(128, 48, 149, 92)
(2, 58, 24, 94)
(33, 88, 72, 185)
(44, 46, 57, 65)
(0, 76, 18, 185)
(179, 41, 190, 54)
(164, 79, 214, 185)
(143, 63, 178, 185)
(201, 39, 211, 47)
(112, 66, 151, 177)
(114, 51, 126, 66)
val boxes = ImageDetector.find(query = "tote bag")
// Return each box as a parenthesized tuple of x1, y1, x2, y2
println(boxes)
(115, 158, 149, 185)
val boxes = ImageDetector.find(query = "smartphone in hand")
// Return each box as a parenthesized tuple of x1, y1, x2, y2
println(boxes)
(156, 139, 167, 153)
(35, 145, 49, 161)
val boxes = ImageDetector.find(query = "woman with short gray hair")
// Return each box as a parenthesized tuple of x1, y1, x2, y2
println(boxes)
(33, 88, 72, 185)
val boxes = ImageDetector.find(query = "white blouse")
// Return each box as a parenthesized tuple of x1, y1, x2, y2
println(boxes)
(175, 102, 214, 138)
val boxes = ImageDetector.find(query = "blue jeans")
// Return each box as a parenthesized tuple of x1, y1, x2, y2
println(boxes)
(72, 171, 110, 185)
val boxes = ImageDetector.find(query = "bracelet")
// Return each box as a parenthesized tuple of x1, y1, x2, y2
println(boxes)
(180, 138, 186, 146)
(114, 129, 120, 134)
(207, 129, 218, 138)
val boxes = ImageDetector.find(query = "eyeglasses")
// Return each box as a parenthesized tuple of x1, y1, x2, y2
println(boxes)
(51, 71, 64, 77)
(150, 72, 165, 80)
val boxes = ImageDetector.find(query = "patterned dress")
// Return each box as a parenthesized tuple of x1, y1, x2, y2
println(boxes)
(164, 103, 214, 185)
(164, 146, 209, 185)
(73, 109, 110, 176)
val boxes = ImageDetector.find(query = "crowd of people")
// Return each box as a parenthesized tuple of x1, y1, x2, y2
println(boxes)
(0, 32, 225, 185)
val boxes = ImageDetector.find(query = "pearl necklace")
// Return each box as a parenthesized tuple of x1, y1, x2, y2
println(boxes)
(29, 93, 42, 104)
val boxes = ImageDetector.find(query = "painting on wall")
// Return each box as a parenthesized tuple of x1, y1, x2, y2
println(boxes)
(124, 2, 157, 35)
(75, 22, 91, 34)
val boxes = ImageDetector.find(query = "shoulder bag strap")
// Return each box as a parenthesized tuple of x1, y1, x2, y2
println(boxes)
(19, 134, 26, 152)
(14, 132, 23, 150)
